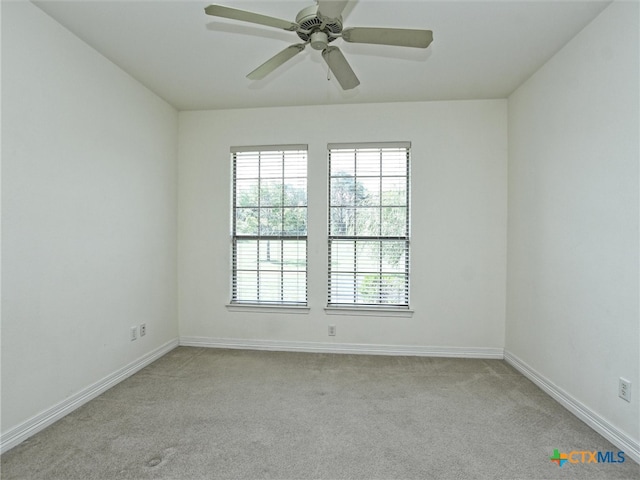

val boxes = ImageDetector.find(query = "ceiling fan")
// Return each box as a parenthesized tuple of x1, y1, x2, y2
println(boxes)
(204, 1, 433, 90)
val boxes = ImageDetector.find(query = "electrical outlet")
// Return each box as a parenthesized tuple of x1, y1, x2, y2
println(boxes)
(328, 324, 336, 336)
(140, 323, 146, 337)
(130, 326, 137, 341)
(619, 378, 631, 402)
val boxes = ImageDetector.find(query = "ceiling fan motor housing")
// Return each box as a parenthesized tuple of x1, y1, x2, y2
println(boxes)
(295, 5, 342, 45)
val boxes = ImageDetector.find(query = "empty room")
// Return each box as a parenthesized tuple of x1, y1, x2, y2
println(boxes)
(1, 0, 639, 478)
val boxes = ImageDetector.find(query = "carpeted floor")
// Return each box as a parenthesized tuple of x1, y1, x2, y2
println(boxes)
(2, 347, 639, 479)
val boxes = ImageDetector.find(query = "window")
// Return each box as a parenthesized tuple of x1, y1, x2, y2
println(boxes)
(231, 145, 307, 305)
(328, 142, 410, 307)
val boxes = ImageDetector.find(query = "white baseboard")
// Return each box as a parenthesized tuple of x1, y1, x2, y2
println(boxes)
(0, 338, 179, 454)
(504, 350, 640, 464)
(179, 336, 505, 359)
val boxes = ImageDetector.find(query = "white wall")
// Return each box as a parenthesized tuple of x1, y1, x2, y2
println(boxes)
(179, 100, 507, 351)
(507, 0, 639, 448)
(1, 1, 179, 437)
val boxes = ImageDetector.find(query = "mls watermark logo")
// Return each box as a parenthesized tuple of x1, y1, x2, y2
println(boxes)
(550, 449, 625, 467)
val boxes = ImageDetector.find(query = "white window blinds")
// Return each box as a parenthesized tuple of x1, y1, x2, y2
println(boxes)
(232, 146, 308, 305)
(328, 143, 410, 307)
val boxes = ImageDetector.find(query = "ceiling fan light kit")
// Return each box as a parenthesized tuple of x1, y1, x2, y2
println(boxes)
(204, 1, 433, 90)
(310, 31, 329, 50)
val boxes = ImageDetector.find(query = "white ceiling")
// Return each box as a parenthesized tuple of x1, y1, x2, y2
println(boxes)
(33, 0, 611, 111)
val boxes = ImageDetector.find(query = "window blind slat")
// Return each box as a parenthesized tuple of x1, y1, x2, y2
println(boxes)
(327, 141, 411, 150)
(231, 144, 308, 153)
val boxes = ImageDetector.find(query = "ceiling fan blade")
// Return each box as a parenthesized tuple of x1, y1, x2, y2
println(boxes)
(316, 0, 349, 20)
(342, 27, 433, 48)
(204, 4, 298, 31)
(322, 46, 360, 90)
(247, 44, 306, 80)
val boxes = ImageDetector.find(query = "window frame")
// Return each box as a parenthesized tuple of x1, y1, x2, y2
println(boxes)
(230, 145, 308, 307)
(326, 142, 411, 310)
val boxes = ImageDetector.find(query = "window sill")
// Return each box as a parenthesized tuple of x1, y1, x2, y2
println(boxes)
(324, 306, 414, 318)
(226, 303, 310, 314)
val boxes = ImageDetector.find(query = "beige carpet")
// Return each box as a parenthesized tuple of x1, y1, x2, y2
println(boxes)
(2, 347, 639, 479)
